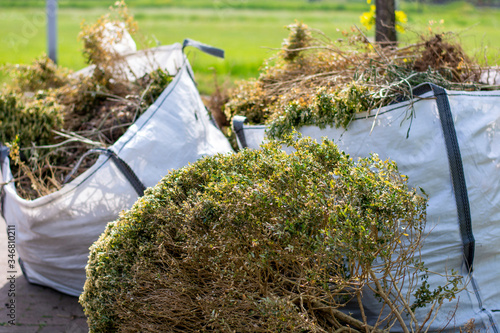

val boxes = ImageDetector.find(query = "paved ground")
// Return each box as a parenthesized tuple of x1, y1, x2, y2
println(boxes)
(0, 219, 88, 333)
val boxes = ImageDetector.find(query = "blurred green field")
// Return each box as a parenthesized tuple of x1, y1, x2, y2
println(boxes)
(1, 1, 499, 94)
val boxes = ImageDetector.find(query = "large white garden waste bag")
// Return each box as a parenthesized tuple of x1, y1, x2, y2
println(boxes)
(233, 83, 500, 333)
(0, 40, 233, 296)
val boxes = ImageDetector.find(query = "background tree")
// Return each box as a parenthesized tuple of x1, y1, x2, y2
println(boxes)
(375, 0, 397, 46)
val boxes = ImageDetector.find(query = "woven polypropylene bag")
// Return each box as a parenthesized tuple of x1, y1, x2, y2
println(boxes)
(0, 43, 233, 296)
(233, 84, 500, 332)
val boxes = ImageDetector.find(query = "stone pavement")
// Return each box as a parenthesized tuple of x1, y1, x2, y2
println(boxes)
(0, 219, 88, 333)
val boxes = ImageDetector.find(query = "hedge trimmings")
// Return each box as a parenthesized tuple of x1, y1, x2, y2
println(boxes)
(80, 136, 460, 333)
(0, 1, 172, 200)
(224, 23, 496, 140)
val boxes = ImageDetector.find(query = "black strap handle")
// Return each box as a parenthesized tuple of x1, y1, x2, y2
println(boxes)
(182, 39, 225, 59)
(413, 83, 474, 273)
(232, 115, 248, 149)
(64, 148, 146, 197)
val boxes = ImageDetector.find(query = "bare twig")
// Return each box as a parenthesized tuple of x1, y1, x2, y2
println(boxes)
(368, 269, 410, 333)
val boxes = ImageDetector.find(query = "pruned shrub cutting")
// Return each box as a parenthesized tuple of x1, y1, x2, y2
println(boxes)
(80, 136, 463, 333)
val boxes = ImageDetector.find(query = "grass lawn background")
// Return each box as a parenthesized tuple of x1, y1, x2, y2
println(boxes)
(1, 0, 499, 94)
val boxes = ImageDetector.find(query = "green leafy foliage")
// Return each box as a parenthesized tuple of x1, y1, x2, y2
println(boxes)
(411, 269, 462, 312)
(0, 91, 63, 148)
(282, 21, 312, 62)
(139, 68, 173, 105)
(267, 83, 372, 138)
(2, 54, 70, 92)
(224, 79, 277, 125)
(80, 136, 448, 333)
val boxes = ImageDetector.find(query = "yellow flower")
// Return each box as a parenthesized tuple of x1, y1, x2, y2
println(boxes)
(359, 5, 376, 31)
(395, 10, 408, 33)
(360, 5, 408, 34)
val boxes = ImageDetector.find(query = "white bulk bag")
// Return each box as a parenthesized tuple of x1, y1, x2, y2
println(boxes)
(233, 84, 500, 333)
(73, 42, 188, 82)
(0, 41, 233, 296)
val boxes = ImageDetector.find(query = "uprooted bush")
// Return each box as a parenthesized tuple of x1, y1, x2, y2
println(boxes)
(224, 23, 499, 139)
(80, 136, 462, 333)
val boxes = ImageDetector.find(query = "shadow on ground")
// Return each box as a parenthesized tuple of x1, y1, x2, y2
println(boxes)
(0, 273, 88, 333)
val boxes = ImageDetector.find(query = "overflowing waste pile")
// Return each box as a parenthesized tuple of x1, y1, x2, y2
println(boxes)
(0, 1, 171, 200)
(224, 23, 500, 333)
(0, 1, 233, 297)
(224, 22, 499, 139)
